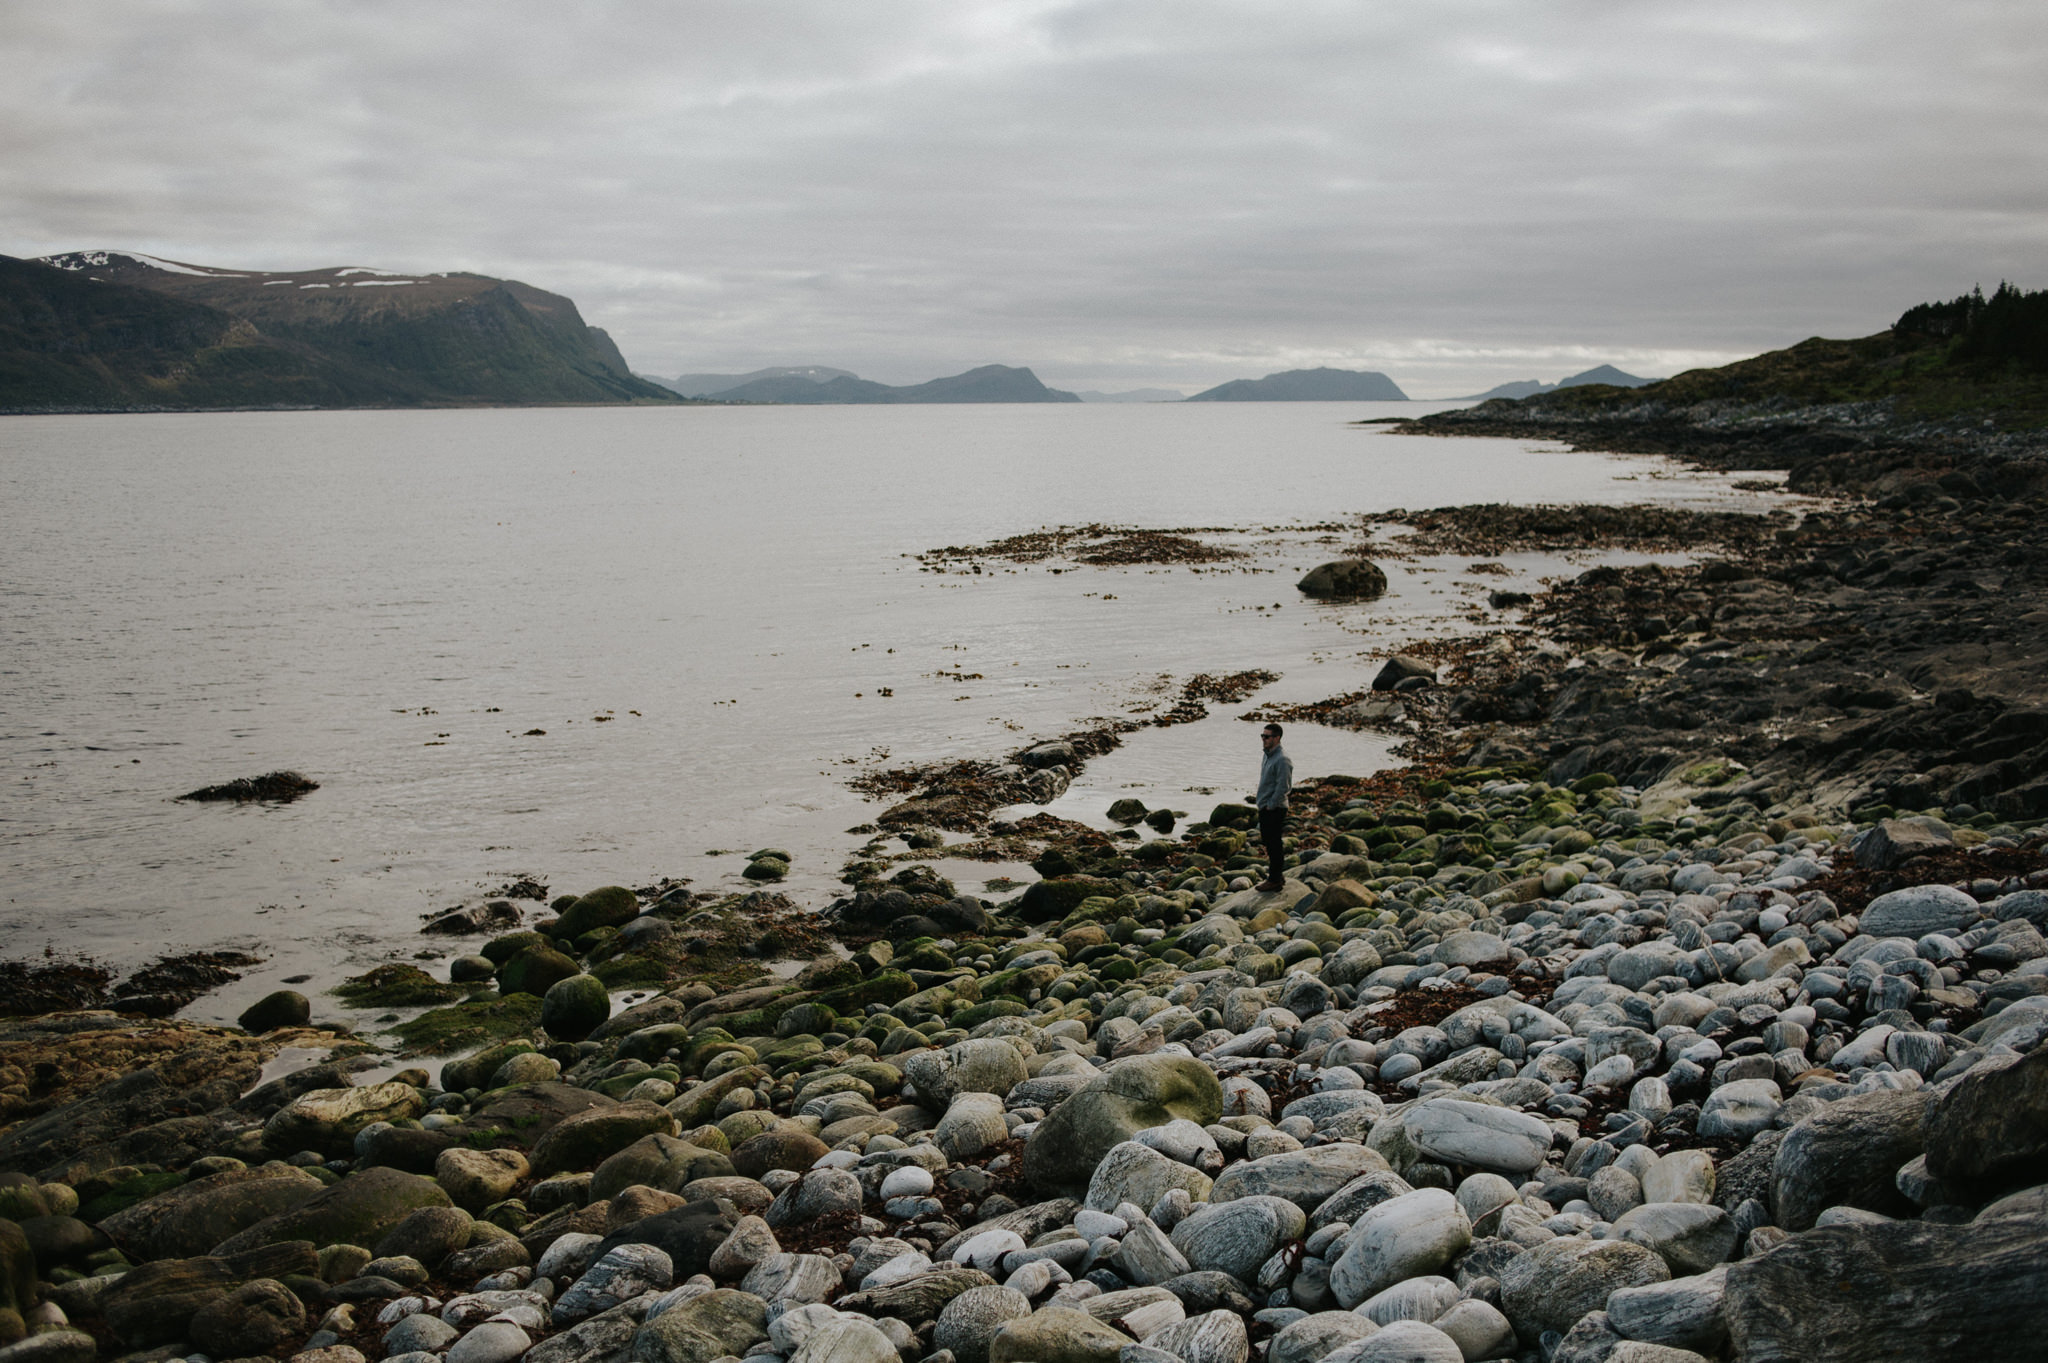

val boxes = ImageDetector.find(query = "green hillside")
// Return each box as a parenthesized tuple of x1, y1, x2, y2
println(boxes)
(1, 252, 680, 412)
(1512, 282, 2048, 426)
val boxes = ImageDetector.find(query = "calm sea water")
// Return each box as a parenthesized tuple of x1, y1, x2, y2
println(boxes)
(0, 402, 1790, 1022)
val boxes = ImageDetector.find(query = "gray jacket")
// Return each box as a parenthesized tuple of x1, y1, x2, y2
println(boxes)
(1257, 746, 1293, 810)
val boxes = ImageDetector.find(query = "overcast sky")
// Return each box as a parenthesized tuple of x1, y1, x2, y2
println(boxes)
(6, 1, 2045, 396)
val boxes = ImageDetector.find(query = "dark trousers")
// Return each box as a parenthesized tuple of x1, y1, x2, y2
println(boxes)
(1259, 807, 1286, 885)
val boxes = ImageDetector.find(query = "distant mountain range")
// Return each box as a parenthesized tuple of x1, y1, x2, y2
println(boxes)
(1453, 364, 1654, 401)
(1186, 367, 1408, 401)
(652, 363, 1079, 404)
(0, 252, 679, 412)
(652, 366, 859, 398)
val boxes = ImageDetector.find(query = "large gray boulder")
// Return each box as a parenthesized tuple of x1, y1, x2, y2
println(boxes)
(987, 1306, 1131, 1363)
(1142, 1309, 1250, 1363)
(1770, 1087, 1930, 1230)
(1606, 1268, 1729, 1354)
(1086, 1142, 1214, 1213)
(1853, 818, 1954, 870)
(1499, 1238, 1670, 1344)
(1329, 1188, 1472, 1308)
(905, 1039, 1029, 1113)
(1610, 1204, 1737, 1276)
(1168, 1195, 1305, 1283)
(1208, 1145, 1389, 1214)
(1858, 884, 1978, 938)
(1268, 1312, 1379, 1363)
(1022, 1056, 1223, 1194)
(1923, 1045, 2048, 1197)
(628, 1288, 769, 1363)
(1397, 1099, 1553, 1175)
(210, 1166, 450, 1256)
(98, 1164, 323, 1261)
(935, 1285, 1034, 1363)
(1724, 1210, 2048, 1362)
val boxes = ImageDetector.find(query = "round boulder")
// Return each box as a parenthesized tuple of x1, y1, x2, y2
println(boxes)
(541, 973, 611, 1041)
(937, 1285, 1035, 1363)
(1022, 1055, 1224, 1194)
(188, 1278, 305, 1358)
(988, 1306, 1131, 1363)
(237, 990, 311, 1033)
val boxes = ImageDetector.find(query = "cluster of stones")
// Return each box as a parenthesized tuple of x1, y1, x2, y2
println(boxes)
(1, 771, 2046, 1363)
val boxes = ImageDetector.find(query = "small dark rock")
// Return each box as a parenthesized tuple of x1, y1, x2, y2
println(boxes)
(238, 990, 311, 1033)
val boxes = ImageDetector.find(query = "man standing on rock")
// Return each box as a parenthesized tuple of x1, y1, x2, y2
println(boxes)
(1256, 722, 1293, 892)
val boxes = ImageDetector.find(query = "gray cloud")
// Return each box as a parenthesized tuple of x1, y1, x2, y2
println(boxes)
(4, 0, 2044, 395)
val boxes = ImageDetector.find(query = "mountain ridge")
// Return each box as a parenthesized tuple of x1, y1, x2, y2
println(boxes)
(652, 365, 858, 398)
(1, 251, 678, 411)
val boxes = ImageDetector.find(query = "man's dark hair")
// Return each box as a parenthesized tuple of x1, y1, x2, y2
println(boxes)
(1264, 723, 1283, 738)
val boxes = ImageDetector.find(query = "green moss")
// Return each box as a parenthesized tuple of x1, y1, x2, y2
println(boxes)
(333, 963, 467, 1008)
(816, 969, 916, 1014)
(79, 1170, 185, 1222)
(590, 953, 668, 988)
(951, 999, 1030, 1030)
(392, 993, 542, 1056)
(482, 931, 549, 966)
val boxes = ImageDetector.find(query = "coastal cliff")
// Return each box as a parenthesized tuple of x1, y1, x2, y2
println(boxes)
(0, 252, 679, 412)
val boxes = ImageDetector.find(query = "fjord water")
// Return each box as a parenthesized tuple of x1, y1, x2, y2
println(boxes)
(0, 402, 1779, 1020)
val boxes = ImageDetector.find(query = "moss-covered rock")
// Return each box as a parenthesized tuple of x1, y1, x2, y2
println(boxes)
(1021, 1055, 1225, 1194)
(528, 1100, 679, 1179)
(498, 944, 581, 998)
(393, 993, 543, 1057)
(952, 999, 1031, 1031)
(237, 990, 312, 1033)
(333, 964, 467, 1009)
(666, 1067, 768, 1128)
(816, 969, 918, 1014)
(541, 973, 611, 1042)
(441, 1040, 539, 1093)
(591, 1134, 735, 1199)
(631, 1288, 769, 1363)
(481, 931, 551, 966)
(264, 1083, 427, 1158)
(211, 1167, 451, 1256)
(554, 886, 641, 940)
(1013, 878, 1126, 925)
(99, 1166, 324, 1262)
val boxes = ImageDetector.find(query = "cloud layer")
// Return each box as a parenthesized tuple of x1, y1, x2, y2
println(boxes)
(5, 0, 2044, 394)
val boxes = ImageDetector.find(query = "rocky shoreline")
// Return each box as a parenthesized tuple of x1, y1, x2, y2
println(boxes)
(4, 421, 2047, 1363)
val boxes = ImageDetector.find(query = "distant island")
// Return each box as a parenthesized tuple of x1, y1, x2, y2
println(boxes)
(1185, 366, 1408, 401)
(0, 251, 678, 412)
(653, 363, 1081, 404)
(1453, 363, 1655, 401)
